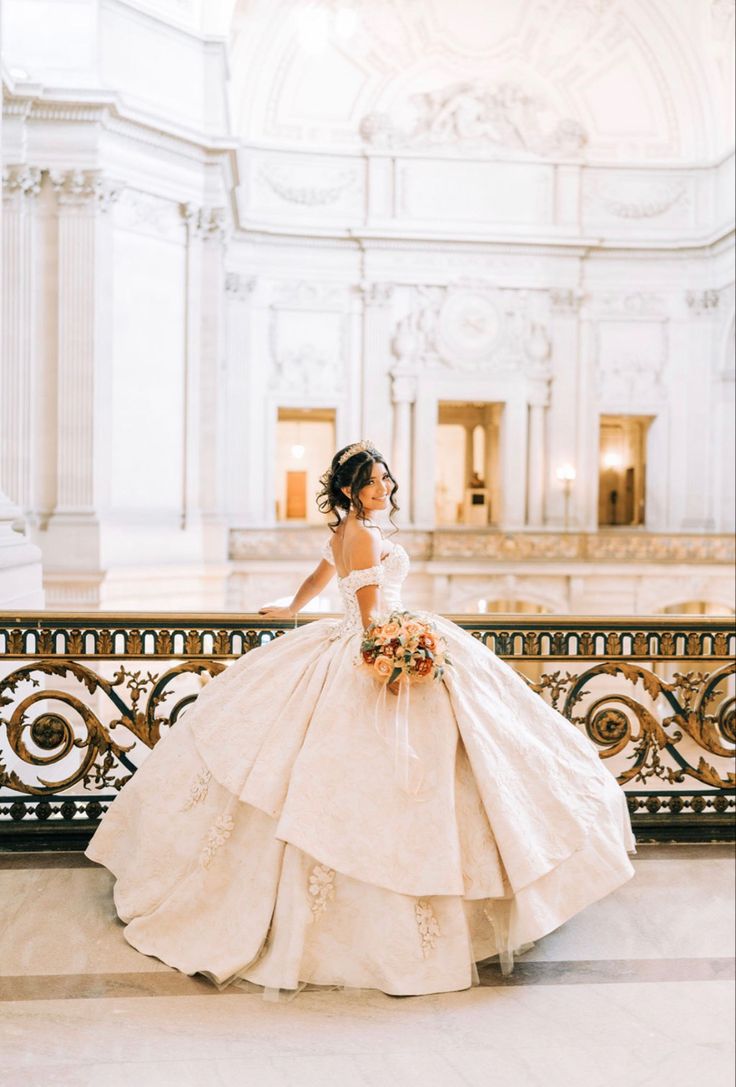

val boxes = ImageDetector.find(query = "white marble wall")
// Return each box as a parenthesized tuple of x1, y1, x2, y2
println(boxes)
(0, 0, 734, 611)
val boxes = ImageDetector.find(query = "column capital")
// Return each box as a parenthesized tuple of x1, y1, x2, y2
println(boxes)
(549, 287, 584, 315)
(685, 289, 720, 317)
(180, 202, 228, 242)
(2, 164, 42, 201)
(225, 272, 257, 301)
(49, 169, 123, 212)
(390, 368, 417, 404)
(361, 281, 395, 307)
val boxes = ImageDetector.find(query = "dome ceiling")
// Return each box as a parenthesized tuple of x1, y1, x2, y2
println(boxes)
(228, 0, 734, 161)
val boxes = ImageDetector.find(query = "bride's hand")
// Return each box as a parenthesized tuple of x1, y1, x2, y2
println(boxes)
(258, 605, 295, 619)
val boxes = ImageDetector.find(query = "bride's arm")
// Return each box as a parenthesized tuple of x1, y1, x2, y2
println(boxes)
(259, 559, 335, 618)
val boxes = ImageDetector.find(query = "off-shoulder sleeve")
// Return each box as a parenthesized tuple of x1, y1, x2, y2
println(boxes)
(340, 564, 385, 592)
(320, 537, 336, 565)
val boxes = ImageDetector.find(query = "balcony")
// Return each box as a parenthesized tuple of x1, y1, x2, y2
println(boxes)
(0, 611, 733, 848)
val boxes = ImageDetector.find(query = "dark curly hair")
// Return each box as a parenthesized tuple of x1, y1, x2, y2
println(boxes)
(316, 443, 399, 532)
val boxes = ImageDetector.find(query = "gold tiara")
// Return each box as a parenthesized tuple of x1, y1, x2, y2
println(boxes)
(337, 439, 378, 467)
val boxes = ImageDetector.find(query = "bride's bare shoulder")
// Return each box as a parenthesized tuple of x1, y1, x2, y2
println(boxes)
(343, 520, 382, 566)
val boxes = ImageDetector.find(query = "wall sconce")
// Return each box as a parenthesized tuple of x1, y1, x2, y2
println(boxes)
(291, 444, 305, 460)
(603, 451, 623, 471)
(556, 464, 576, 531)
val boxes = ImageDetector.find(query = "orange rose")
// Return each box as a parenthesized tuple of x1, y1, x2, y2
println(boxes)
(414, 657, 434, 677)
(373, 655, 394, 679)
(420, 633, 437, 652)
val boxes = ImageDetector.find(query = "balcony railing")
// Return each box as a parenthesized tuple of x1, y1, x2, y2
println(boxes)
(0, 611, 734, 847)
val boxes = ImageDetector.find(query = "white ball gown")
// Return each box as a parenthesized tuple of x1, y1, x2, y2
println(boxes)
(86, 535, 635, 996)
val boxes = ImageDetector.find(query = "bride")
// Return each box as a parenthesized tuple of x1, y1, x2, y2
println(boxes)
(86, 440, 635, 996)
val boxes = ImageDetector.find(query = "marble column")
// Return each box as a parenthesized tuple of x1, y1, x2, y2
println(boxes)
(527, 397, 547, 527)
(44, 169, 121, 572)
(360, 283, 394, 459)
(547, 289, 582, 529)
(1, 166, 41, 516)
(500, 397, 528, 529)
(223, 272, 257, 525)
(390, 370, 416, 523)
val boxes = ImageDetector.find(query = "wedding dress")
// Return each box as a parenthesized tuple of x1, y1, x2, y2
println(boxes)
(86, 535, 635, 996)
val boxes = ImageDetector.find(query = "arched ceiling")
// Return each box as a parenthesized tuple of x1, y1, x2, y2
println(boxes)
(227, 0, 734, 162)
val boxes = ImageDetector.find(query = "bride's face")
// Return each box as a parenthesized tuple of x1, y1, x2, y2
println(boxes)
(347, 461, 393, 512)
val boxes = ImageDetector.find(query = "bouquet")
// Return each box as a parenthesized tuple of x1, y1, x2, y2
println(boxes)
(360, 610, 450, 686)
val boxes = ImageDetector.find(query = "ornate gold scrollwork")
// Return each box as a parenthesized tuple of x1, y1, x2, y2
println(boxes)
(529, 659, 736, 790)
(0, 657, 225, 797)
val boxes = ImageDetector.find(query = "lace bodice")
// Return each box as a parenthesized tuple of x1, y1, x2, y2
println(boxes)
(321, 535, 410, 638)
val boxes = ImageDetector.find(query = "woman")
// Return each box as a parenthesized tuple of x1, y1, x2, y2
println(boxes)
(86, 440, 635, 996)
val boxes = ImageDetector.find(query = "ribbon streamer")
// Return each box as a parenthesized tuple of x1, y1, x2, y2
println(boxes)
(373, 677, 429, 800)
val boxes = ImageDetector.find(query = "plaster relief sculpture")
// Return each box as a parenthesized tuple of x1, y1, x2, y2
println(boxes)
(596, 320, 667, 406)
(392, 286, 537, 374)
(259, 165, 356, 207)
(359, 80, 587, 158)
(271, 344, 342, 397)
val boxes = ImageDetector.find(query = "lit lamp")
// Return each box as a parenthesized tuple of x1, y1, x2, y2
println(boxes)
(291, 444, 305, 460)
(556, 464, 576, 531)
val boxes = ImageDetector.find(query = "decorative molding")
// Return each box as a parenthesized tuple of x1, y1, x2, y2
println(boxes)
(595, 181, 687, 220)
(359, 81, 588, 158)
(180, 202, 228, 240)
(361, 282, 395, 307)
(686, 289, 720, 316)
(1, 165, 42, 199)
(271, 280, 346, 308)
(225, 273, 257, 300)
(259, 164, 356, 207)
(391, 285, 534, 373)
(593, 292, 668, 317)
(549, 288, 583, 315)
(596, 319, 667, 406)
(270, 344, 343, 397)
(228, 527, 735, 565)
(49, 169, 123, 212)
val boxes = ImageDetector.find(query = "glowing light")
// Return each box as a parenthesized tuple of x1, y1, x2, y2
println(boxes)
(291, 444, 305, 460)
(556, 464, 577, 482)
(603, 452, 623, 470)
(477, 599, 488, 614)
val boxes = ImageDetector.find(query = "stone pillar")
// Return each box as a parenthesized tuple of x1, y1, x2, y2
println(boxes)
(527, 398, 547, 526)
(181, 202, 205, 531)
(360, 283, 394, 459)
(524, 321, 552, 528)
(223, 272, 257, 525)
(180, 203, 229, 556)
(500, 397, 528, 529)
(548, 289, 582, 528)
(390, 369, 416, 522)
(1, 165, 41, 515)
(44, 169, 121, 573)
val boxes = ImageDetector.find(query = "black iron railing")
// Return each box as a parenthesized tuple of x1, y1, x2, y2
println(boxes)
(1, 612, 734, 846)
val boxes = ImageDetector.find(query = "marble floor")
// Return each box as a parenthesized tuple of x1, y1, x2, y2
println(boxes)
(0, 843, 733, 1087)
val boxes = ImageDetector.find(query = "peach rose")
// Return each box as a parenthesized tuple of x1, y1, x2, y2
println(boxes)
(420, 633, 437, 652)
(373, 655, 394, 679)
(381, 621, 401, 639)
(404, 621, 423, 637)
